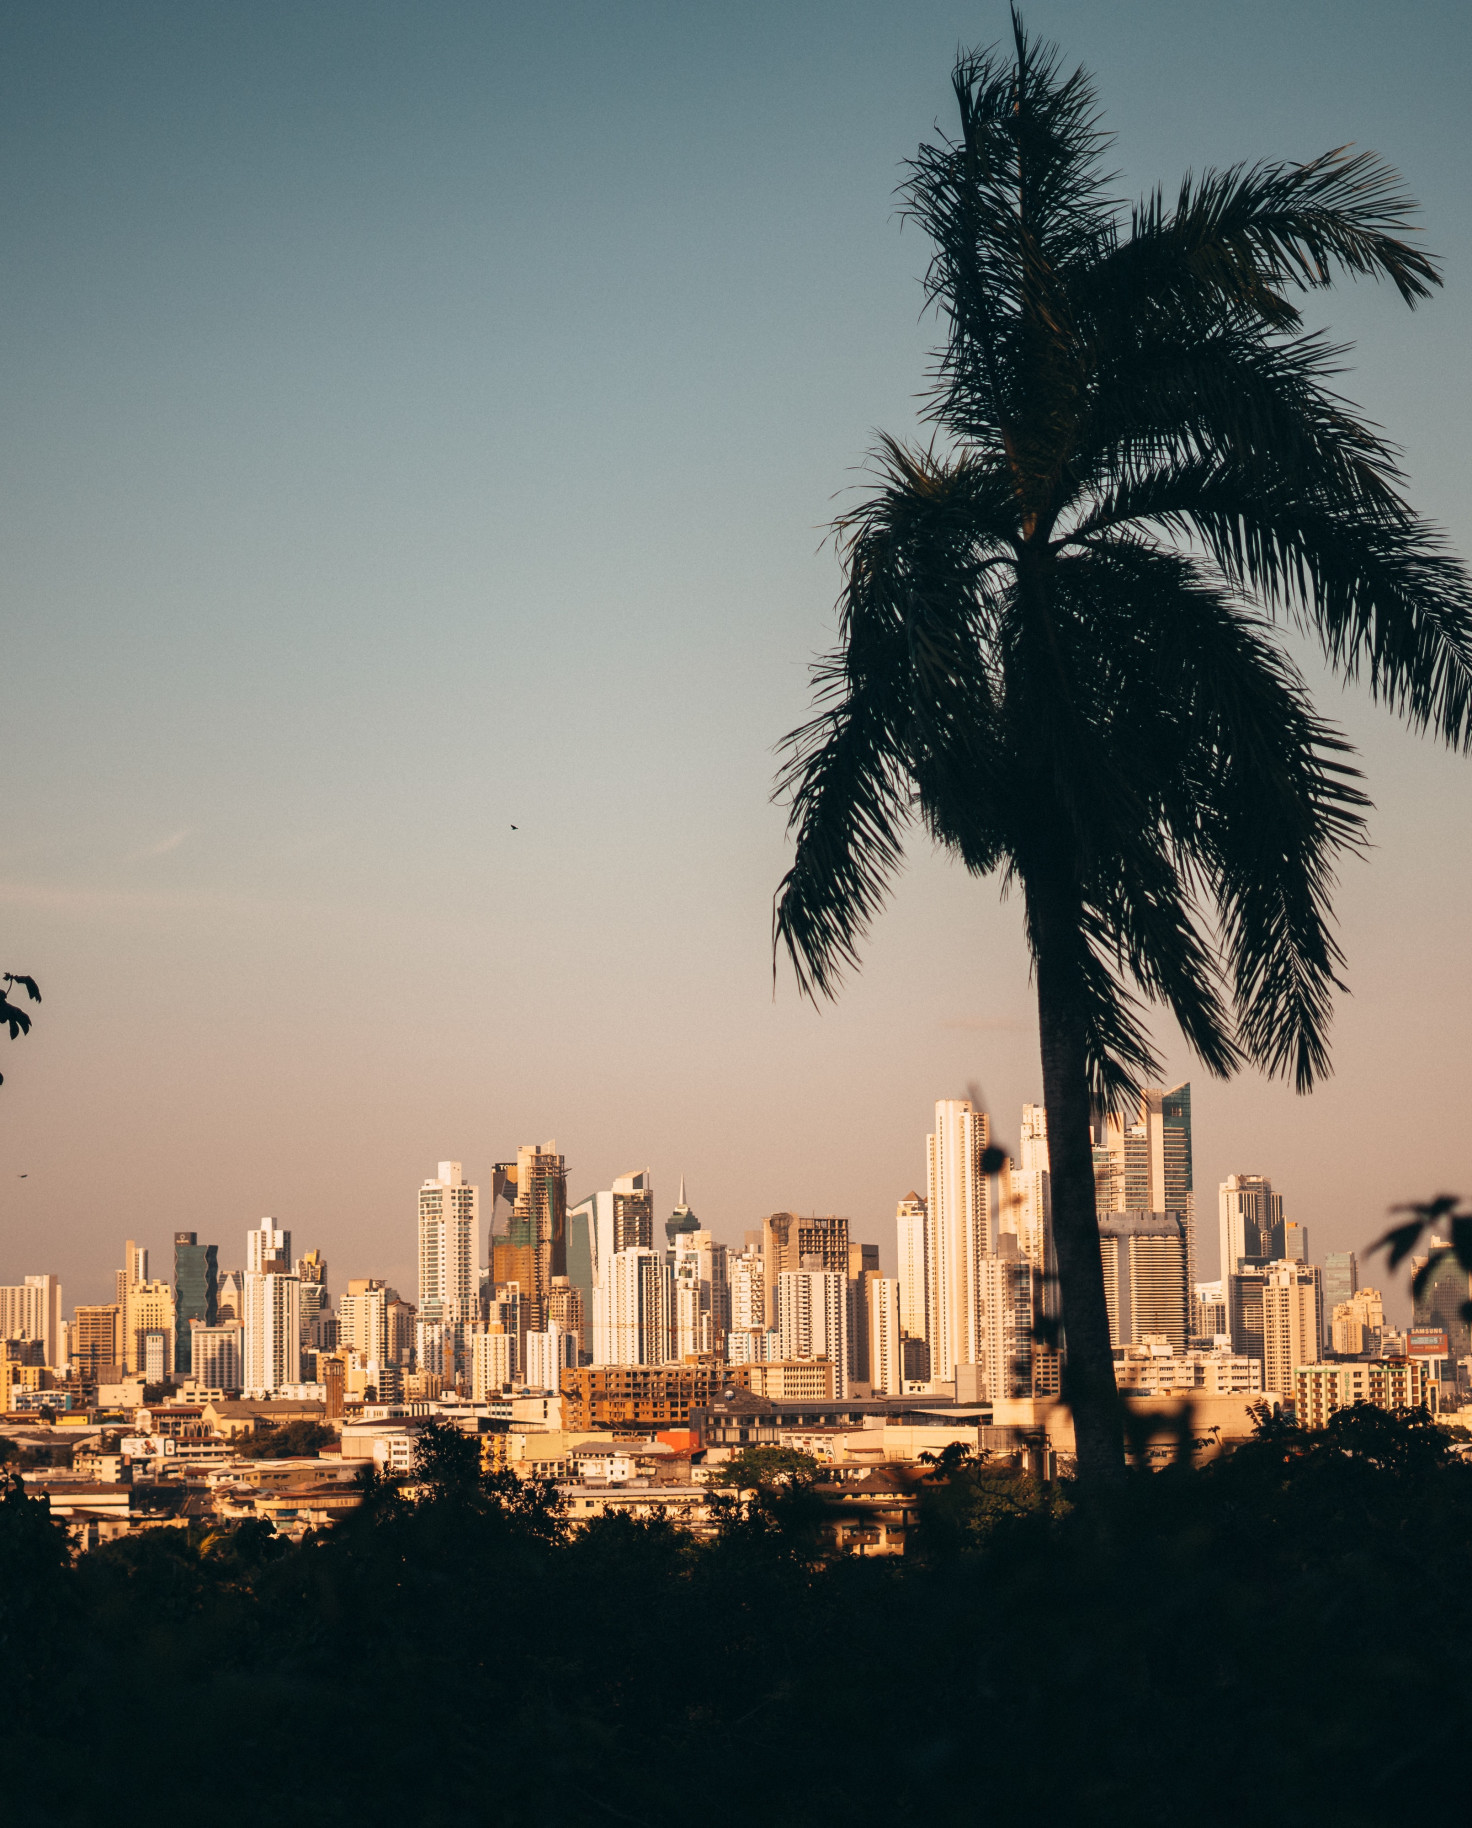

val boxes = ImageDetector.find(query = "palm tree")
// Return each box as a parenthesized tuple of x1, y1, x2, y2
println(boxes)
(772, 16, 1472, 1488)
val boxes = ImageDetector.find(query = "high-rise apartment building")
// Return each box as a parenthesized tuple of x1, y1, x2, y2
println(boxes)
(868, 1275, 903, 1396)
(977, 1240, 1040, 1401)
(418, 1162, 478, 1323)
(246, 1222, 291, 1275)
(491, 1143, 567, 1340)
(0, 1275, 63, 1367)
(1008, 1104, 1052, 1268)
(524, 1320, 577, 1392)
(1331, 1286, 1385, 1357)
(895, 1193, 928, 1351)
(173, 1233, 218, 1377)
(242, 1267, 301, 1396)
(471, 1325, 516, 1398)
(297, 1249, 334, 1352)
(845, 1245, 881, 1388)
(926, 1099, 992, 1385)
(760, 1213, 850, 1329)
(116, 1241, 147, 1308)
(338, 1279, 391, 1364)
(1192, 1280, 1228, 1340)
(73, 1304, 122, 1381)
(1095, 1086, 1195, 1281)
(603, 1246, 670, 1367)
(124, 1279, 176, 1376)
(613, 1170, 654, 1252)
(1262, 1262, 1323, 1396)
(1228, 1265, 1267, 1364)
(1098, 1211, 1189, 1352)
(546, 1276, 586, 1361)
(776, 1264, 850, 1398)
(189, 1322, 242, 1391)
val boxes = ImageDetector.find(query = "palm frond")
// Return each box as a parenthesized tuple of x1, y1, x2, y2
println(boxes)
(1112, 147, 1441, 324)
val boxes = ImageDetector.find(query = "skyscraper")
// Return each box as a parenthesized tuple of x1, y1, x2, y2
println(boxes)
(1218, 1174, 1282, 1276)
(867, 1275, 903, 1396)
(666, 1176, 699, 1247)
(116, 1240, 147, 1308)
(0, 1275, 63, 1368)
(604, 1246, 670, 1366)
(1008, 1105, 1052, 1268)
(246, 1221, 291, 1275)
(926, 1099, 992, 1386)
(569, 1171, 649, 1362)
(490, 1142, 567, 1339)
(977, 1239, 1040, 1401)
(418, 1162, 478, 1323)
(124, 1278, 175, 1375)
(1262, 1261, 1322, 1395)
(895, 1193, 928, 1352)
(614, 1170, 655, 1252)
(1095, 1085, 1196, 1282)
(1323, 1251, 1358, 1319)
(760, 1212, 850, 1329)
(777, 1263, 850, 1397)
(1097, 1211, 1190, 1352)
(73, 1304, 122, 1381)
(173, 1233, 218, 1377)
(243, 1268, 301, 1396)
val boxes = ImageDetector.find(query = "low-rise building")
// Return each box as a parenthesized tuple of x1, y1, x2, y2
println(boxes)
(1294, 1359, 1429, 1429)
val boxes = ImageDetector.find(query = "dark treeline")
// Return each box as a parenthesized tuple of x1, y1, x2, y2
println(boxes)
(4, 1407, 1470, 1826)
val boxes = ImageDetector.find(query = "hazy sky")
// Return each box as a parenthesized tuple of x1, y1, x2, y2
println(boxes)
(3, 0, 1469, 1318)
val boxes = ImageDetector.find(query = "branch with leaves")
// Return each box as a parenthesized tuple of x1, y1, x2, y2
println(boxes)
(0, 973, 41, 1085)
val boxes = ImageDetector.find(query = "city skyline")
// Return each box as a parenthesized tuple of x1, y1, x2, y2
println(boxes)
(3, 1, 1469, 1322)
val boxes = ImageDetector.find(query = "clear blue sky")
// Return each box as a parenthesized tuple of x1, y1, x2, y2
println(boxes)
(2, 0, 1469, 1314)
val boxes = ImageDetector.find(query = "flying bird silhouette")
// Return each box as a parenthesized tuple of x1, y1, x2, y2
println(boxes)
(510, 824, 518, 830)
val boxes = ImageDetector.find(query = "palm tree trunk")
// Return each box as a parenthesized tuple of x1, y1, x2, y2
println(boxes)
(1032, 908, 1126, 1490)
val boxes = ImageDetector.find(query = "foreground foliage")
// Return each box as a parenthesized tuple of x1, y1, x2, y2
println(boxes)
(2, 1408, 1468, 1825)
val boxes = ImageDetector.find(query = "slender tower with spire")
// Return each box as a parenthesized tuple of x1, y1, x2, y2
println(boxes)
(666, 1176, 700, 1246)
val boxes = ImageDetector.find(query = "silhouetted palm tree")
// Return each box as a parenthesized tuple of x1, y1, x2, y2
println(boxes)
(773, 17, 1472, 1487)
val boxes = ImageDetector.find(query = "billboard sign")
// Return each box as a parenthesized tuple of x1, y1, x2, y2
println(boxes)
(1407, 1328, 1449, 1357)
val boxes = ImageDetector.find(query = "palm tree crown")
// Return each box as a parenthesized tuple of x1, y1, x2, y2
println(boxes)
(775, 19, 1471, 1105)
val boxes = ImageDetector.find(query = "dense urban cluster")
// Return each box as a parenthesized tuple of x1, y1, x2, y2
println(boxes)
(3, 1083, 1468, 1551)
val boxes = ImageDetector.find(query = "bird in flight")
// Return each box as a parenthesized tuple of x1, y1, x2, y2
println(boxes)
(16, 1174, 26, 1178)
(510, 824, 518, 830)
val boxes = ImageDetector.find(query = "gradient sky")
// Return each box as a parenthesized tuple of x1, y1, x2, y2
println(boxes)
(2, 0, 1469, 1319)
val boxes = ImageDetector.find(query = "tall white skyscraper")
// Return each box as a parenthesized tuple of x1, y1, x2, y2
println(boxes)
(777, 1265, 850, 1397)
(246, 1221, 291, 1274)
(419, 1161, 478, 1321)
(605, 1246, 670, 1366)
(868, 1275, 903, 1397)
(1007, 1104, 1052, 1269)
(977, 1244, 1038, 1401)
(243, 1269, 302, 1395)
(895, 1193, 928, 1347)
(0, 1275, 63, 1367)
(524, 1319, 577, 1392)
(1219, 1174, 1283, 1277)
(926, 1099, 992, 1386)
